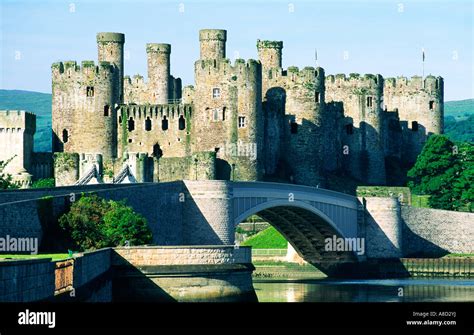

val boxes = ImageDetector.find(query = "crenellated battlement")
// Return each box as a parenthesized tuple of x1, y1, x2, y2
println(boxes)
(120, 103, 193, 121)
(52, 60, 116, 81)
(0, 110, 36, 132)
(195, 58, 261, 81)
(326, 73, 383, 89)
(384, 75, 443, 94)
(125, 74, 146, 86)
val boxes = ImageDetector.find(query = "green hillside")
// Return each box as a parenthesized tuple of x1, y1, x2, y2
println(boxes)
(241, 227, 288, 249)
(0, 90, 52, 152)
(444, 99, 474, 120)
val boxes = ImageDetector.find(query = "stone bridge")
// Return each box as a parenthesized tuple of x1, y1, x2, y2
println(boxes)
(0, 180, 472, 276)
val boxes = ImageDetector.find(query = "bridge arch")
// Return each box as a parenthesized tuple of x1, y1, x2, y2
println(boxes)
(234, 198, 360, 274)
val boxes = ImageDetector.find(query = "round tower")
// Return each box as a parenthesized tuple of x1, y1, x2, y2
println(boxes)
(97, 32, 125, 102)
(146, 43, 171, 104)
(423, 76, 444, 135)
(360, 74, 386, 185)
(256, 40, 283, 69)
(199, 29, 227, 60)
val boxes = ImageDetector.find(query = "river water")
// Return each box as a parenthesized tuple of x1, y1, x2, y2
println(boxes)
(253, 278, 474, 302)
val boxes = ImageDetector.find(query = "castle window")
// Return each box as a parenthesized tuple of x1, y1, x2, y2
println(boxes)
(104, 105, 110, 116)
(366, 96, 373, 108)
(238, 116, 246, 128)
(118, 116, 122, 124)
(290, 122, 298, 134)
(412, 121, 419, 132)
(128, 118, 135, 132)
(212, 88, 221, 99)
(429, 101, 435, 110)
(213, 109, 219, 121)
(222, 107, 226, 121)
(162, 116, 168, 131)
(315, 92, 320, 103)
(345, 124, 353, 135)
(178, 115, 186, 130)
(62, 129, 69, 143)
(86, 86, 94, 97)
(145, 117, 152, 131)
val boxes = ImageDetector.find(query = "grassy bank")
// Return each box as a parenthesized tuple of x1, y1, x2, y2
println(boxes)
(0, 253, 71, 261)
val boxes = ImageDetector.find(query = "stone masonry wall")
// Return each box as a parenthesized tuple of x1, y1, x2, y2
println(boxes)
(401, 206, 474, 256)
(112, 246, 251, 266)
(0, 258, 55, 302)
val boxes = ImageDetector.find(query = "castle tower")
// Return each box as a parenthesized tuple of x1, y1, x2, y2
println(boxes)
(0, 110, 36, 175)
(199, 29, 227, 60)
(325, 74, 386, 185)
(146, 43, 171, 104)
(194, 31, 263, 181)
(52, 60, 119, 159)
(282, 67, 326, 186)
(383, 75, 444, 163)
(97, 32, 125, 102)
(257, 40, 283, 69)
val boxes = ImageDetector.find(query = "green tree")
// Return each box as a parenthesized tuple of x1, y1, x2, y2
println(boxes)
(0, 157, 19, 190)
(31, 178, 55, 189)
(59, 194, 152, 250)
(408, 135, 473, 211)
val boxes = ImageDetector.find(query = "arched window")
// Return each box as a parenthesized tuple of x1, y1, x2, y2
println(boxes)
(366, 96, 373, 108)
(213, 109, 219, 121)
(411, 121, 419, 132)
(145, 117, 152, 131)
(178, 115, 186, 130)
(86, 86, 94, 97)
(118, 116, 122, 124)
(104, 105, 110, 116)
(162, 116, 168, 131)
(429, 101, 435, 110)
(128, 118, 135, 132)
(62, 129, 69, 143)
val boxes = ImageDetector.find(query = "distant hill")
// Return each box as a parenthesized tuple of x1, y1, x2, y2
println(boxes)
(444, 99, 474, 120)
(444, 99, 474, 142)
(0, 90, 52, 152)
(0, 90, 472, 153)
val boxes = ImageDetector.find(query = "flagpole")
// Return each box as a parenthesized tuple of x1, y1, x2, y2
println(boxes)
(315, 48, 318, 68)
(422, 48, 425, 88)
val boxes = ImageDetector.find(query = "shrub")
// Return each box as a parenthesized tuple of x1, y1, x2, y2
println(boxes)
(31, 178, 55, 188)
(58, 194, 152, 250)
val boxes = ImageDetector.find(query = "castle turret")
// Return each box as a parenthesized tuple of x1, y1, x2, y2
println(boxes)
(97, 32, 125, 102)
(383, 75, 444, 163)
(257, 40, 283, 69)
(282, 66, 326, 186)
(0, 110, 36, 175)
(52, 60, 119, 159)
(325, 73, 386, 185)
(146, 43, 171, 104)
(193, 53, 263, 180)
(199, 29, 227, 60)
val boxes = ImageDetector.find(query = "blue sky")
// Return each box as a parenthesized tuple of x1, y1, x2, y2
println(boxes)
(0, 0, 473, 100)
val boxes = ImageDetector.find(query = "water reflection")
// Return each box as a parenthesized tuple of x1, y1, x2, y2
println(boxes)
(254, 278, 474, 302)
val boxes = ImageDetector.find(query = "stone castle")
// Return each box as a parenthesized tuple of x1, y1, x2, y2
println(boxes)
(0, 29, 444, 187)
